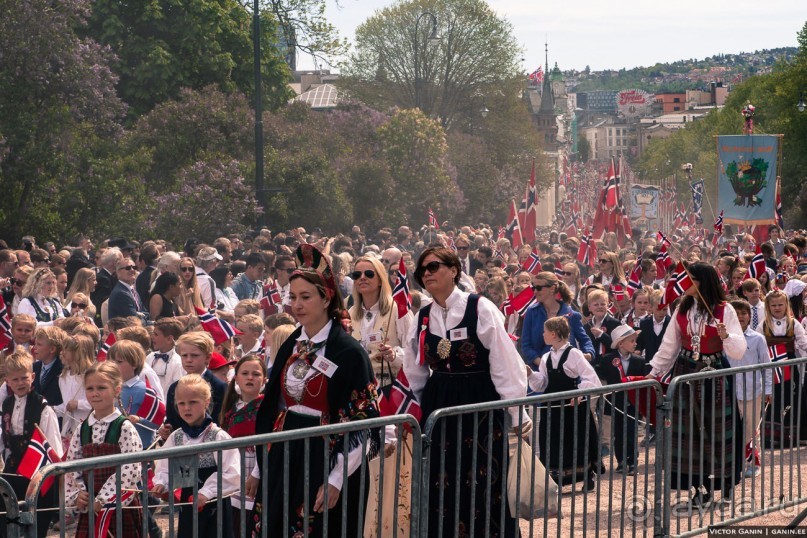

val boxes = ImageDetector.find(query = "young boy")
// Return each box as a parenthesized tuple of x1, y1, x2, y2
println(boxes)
(740, 278, 766, 332)
(636, 289, 671, 365)
(32, 326, 67, 407)
(0, 347, 63, 538)
(731, 299, 772, 477)
(117, 326, 165, 401)
(147, 318, 186, 395)
(233, 314, 264, 361)
(598, 325, 651, 474)
(528, 316, 601, 491)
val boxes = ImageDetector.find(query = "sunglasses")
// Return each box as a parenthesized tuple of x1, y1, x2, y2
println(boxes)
(561, 271, 574, 276)
(118, 265, 137, 271)
(532, 284, 549, 292)
(180, 267, 195, 273)
(71, 302, 88, 309)
(350, 269, 376, 280)
(281, 268, 296, 274)
(598, 259, 610, 264)
(12, 279, 25, 287)
(417, 261, 448, 275)
(456, 246, 469, 251)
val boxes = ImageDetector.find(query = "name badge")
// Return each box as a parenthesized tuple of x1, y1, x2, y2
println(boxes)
(367, 331, 383, 345)
(312, 356, 338, 378)
(449, 328, 468, 341)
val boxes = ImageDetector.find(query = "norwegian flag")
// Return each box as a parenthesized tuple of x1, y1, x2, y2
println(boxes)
(612, 283, 627, 302)
(521, 250, 542, 275)
(0, 296, 12, 353)
(775, 192, 784, 229)
(576, 228, 596, 268)
(768, 344, 791, 383)
(673, 205, 685, 229)
(713, 210, 724, 234)
(260, 281, 282, 316)
(96, 332, 116, 362)
(527, 66, 543, 85)
(604, 158, 618, 210)
(627, 256, 643, 298)
(195, 307, 243, 345)
(446, 235, 457, 252)
(523, 160, 537, 245)
(95, 490, 136, 538)
(502, 286, 537, 317)
(505, 199, 523, 249)
(392, 258, 411, 319)
(378, 369, 422, 423)
(746, 245, 766, 280)
(17, 425, 61, 495)
(428, 208, 439, 229)
(660, 262, 693, 307)
(656, 231, 671, 247)
(656, 244, 672, 279)
(135, 386, 166, 426)
(554, 266, 564, 277)
(566, 204, 582, 237)
(496, 226, 505, 241)
(493, 247, 505, 260)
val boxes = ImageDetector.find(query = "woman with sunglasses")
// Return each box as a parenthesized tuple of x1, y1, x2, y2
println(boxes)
(523, 271, 595, 366)
(559, 262, 583, 309)
(68, 292, 96, 320)
(403, 246, 530, 537)
(177, 256, 204, 314)
(348, 255, 414, 536)
(8, 265, 33, 316)
(64, 267, 96, 309)
(18, 267, 67, 326)
(585, 250, 626, 294)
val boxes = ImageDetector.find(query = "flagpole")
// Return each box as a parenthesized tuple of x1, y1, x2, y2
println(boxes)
(662, 239, 716, 319)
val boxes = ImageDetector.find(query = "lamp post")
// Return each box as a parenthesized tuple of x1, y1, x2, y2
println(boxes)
(413, 12, 440, 111)
(798, 89, 806, 113)
(252, 0, 266, 228)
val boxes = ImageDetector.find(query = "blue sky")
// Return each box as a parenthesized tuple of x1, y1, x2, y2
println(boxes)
(298, 0, 805, 72)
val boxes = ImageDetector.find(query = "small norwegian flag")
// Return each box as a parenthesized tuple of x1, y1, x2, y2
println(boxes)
(554, 266, 564, 277)
(660, 262, 693, 307)
(260, 281, 282, 316)
(195, 307, 243, 345)
(656, 231, 671, 247)
(94, 490, 136, 538)
(577, 228, 596, 268)
(768, 344, 790, 383)
(428, 208, 439, 229)
(627, 256, 643, 298)
(747, 245, 766, 280)
(0, 296, 12, 353)
(775, 193, 784, 229)
(493, 247, 505, 260)
(391, 258, 411, 319)
(656, 245, 672, 279)
(378, 369, 422, 422)
(97, 332, 116, 362)
(446, 235, 457, 252)
(501, 286, 536, 317)
(521, 250, 542, 275)
(17, 425, 61, 495)
(135, 386, 166, 425)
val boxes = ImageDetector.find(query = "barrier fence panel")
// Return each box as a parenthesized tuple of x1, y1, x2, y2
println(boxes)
(420, 379, 665, 538)
(22, 414, 421, 538)
(661, 357, 807, 537)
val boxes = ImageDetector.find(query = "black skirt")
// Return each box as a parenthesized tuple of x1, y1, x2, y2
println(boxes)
(537, 398, 600, 483)
(421, 370, 517, 538)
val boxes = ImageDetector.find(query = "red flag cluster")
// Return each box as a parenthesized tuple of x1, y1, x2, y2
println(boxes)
(660, 262, 693, 307)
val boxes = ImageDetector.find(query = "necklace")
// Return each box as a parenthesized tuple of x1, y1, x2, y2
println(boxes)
(292, 359, 311, 379)
(437, 303, 452, 361)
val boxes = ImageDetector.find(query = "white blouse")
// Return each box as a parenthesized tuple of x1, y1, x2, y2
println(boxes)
(54, 372, 92, 442)
(0, 393, 63, 459)
(17, 295, 67, 326)
(528, 344, 602, 393)
(64, 410, 143, 507)
(758, 316, 807, 357)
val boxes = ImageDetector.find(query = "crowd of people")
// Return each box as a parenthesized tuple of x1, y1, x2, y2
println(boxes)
(0, 220, 806, 536)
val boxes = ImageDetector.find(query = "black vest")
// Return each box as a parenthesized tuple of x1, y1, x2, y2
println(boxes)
(418, 294, 490, 374)
(544, 347, 576, 394)
(1, 392, 47, 472)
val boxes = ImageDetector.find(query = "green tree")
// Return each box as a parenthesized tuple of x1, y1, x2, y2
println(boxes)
(578, 133, 591, 163)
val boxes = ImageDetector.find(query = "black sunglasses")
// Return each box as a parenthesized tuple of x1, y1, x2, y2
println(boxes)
(456, 246, 469, 250)
(350, 269, 376, 280)
(562, 271, 574, 276)
(12, 279, 25, 287)
(180, 267, 195, 272)
(598, 259, 610, 264)
(117, 265, 136, 271)
(71, 302, 88, 309)
(417, 261, 448, 275)
(281, 268, 296, 274)
(532, 284, 549, 292)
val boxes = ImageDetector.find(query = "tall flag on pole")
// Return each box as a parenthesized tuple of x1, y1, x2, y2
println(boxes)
(604, 158, 618, 210)
(690, 179, 705, 224)
(527, 66, 543, 85)
(660, 262, 693, 307)
(775, 190, 784, 229)
(505, 199, 523, 249)
(428, 208, 439, 229)
(523, 160, 537, 245)
(392, 258, 412, 319)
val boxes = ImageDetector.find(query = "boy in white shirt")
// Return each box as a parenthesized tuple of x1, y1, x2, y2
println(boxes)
(147, 318, 186, 395)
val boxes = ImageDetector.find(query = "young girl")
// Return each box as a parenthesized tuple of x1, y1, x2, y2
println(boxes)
(151, 375, 240, 538)
(55, 335, 94, 448)
(758, 290, 807, 445)
(64, 362, 143, 538)
(625, 286, 652, 329)
(220, 355, 267, 537)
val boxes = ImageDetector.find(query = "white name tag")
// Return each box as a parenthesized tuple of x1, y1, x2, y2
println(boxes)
(367, 331, 383, 345)
(449, 328, 468, 341)
(312, 356, 338, 378)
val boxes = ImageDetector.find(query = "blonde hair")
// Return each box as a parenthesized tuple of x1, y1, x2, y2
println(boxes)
(108, 340, 146, 374)
(5, 346, 34, 374)
(72, 322, 101, 348)
(10, 314, 35, 330)
(238, 314, 264, 335)
(117, 326, 152, 355)
(350, 256, 394, 321)
(177, 331, 215, 355)
(179, 257, 204, 310)
(176, 374, 212, 403)
(631, 286, 652, 305)
(34, 326, 68, 354)
(649, 289, 665, 307)
(269, 324, 296, 366)
(234, 299, 261, 316)
(533, 271, 574, 303)
(587, 289, 609, 305)
(62, 334, 96, 376)
(69, 292, 96, 317)
(21, 267, 57, 299)
(66, 268, 97, 304)
(762, 290, 792, 335)
(85, 361, 123, 390)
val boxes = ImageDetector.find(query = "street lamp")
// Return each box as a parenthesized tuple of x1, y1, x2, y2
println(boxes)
(414, 12, 440, 110)
(479, 105, 489, 118)
(798, 89, 806, 113)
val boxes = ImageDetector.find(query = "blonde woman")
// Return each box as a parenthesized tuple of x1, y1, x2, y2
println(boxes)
(65, 267, 97, 307)
(177, 256, 204, 314)
(18, 268, 67, 326)
(585, 250, 626, 292)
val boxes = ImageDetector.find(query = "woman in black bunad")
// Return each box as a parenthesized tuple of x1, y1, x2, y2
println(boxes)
(252, 244, 379, 537)
(647, 262, 745, 507)
(403, 246, 530, 537)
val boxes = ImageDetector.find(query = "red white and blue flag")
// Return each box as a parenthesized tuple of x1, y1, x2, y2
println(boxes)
(775, 192, 784, 229)
(747, 245, 766, 280)
(656, 244, 672, 279)
(505, 199, 523, 249)
(660, 262, 693, 307)
(627, 256, 643, 298)
(17, 425, 61, 495)
(656, 231, 671, 247)
(521, 250, 542, 275)
(0, 296, 12, 352)
(135, 386, 166, 426)
(378, 369, 422, 423)
(260, 281, 282, 316)
(96, 332, 116, 362)
(768, 344, 790, 383)
(604, 158, 618, 210)
(502, 286, 537, 318)
(527, 66, 543, 85)
(392, 258, 411, 319)
(94, 490, 136, 538)
(576, 228, 596, 268)
(196, 307, 243, 345)
(428, 208, 439, 229)
(523, 160, 537, 245)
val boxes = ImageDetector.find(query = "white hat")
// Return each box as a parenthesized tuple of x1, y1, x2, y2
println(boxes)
(783, 279, 807, 298)
(197, 246, 223, 263)
(611, 325, 641, 349)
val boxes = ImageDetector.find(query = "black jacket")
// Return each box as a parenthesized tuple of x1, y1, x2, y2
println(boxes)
(636, 315, 671, 364)
(33, 357, 64, 407)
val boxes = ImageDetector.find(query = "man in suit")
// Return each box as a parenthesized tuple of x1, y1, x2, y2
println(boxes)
(107, 257, 148, 321)
(455, 235, 482, 278)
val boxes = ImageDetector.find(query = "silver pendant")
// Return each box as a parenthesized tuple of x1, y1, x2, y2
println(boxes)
(691, 334, 701, 362)
(701, 355, 715, 372)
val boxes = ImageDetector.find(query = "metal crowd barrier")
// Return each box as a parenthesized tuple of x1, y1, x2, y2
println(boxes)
(14, 360, 807, 537)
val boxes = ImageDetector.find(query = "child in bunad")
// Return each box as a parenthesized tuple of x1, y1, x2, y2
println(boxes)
(220, 354, 266, 538)
(730, 299, 772, 477)
(0, 314, 35, 383)
(0, 347, 63, 538)
(598, 325, 651, 475)
(151, 374, 241, 538)
(757, 289, 807, 445)
(54, 334, 94, 449)
(528, 316, 602, 491)
(624, 286, 652, 329)
(147, 318, 185, 396)
(64, 361, 143, 538)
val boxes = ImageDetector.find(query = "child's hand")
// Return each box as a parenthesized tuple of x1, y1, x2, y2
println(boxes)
(93, 500, 102, 514)
(591, 327, 604, 338)
(128, 414, 141, 424)
(313, 484, 340, 513)
(76, 491, 90, 511)
(765, 394, 772, 404)
(150, 484, 168, 499)
(245, 476, 259, 500)
(66, 399, 78, 413)
(157, 423, 172, 440)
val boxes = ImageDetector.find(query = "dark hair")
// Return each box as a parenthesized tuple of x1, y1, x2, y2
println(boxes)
(274, 254, 294, 270)
(289, 269, 346, 321)
(151, 272, 180, 297)
(220, 354, 266, 425)
(209, 265, 231, 289)
(140, 243, 159, 265)
(730, 299, 751, 315)
(245, 252, 266, 269)
(414, 246, 461, 288)
(679, 262, 726, 317)
(477, 246, 492, 258)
